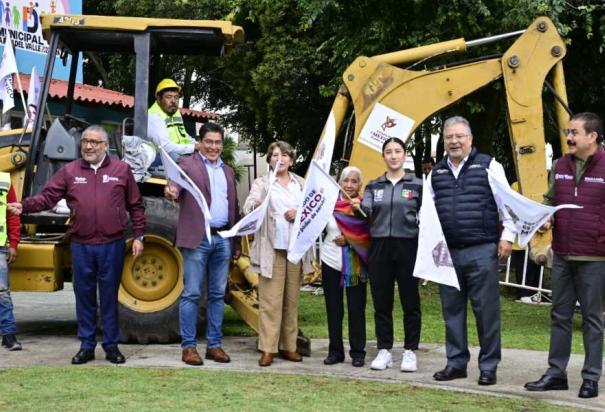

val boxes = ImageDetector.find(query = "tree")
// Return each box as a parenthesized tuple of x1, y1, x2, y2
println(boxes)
(81, 0, 605, 176)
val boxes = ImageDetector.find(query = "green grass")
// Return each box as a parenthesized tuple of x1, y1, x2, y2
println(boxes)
(224, 282, 584, 353)
(0, 367, 573, 412)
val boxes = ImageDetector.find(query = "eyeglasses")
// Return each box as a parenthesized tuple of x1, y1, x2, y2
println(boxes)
(81, 139, 106, 148)
(202, 139, 223, 147)
(444, 134, 469, 141)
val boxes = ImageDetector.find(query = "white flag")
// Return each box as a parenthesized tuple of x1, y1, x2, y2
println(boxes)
(314, 111, 336, 171)
(0, 36, 17, 114)
(160, 148, 212, 244)
(487, 169, 582, 247)
(26, 66, 40, 121)
(219, 161, 280, 238)
(287, 111, 338, 263)
(413, 176, 460, 290)
(287, 160, 339, 264)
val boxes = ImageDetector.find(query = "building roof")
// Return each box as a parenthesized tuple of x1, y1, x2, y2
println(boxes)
(16, 74, 218, 121)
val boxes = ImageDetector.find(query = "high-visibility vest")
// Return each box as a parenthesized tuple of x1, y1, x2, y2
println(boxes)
(148, 102, 191, 148)
(0, 172, 11, 247)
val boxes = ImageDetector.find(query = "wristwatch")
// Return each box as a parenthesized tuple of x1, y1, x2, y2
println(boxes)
(135, 235, 144, 242)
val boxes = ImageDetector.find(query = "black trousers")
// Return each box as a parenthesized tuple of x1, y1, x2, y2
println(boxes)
(322, 263, 367, 359)
(369, 237, 420, 350)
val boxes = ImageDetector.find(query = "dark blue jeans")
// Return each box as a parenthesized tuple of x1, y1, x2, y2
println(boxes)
(179, 235, 231, 349)
(71, 239, 125, 350)
(0, 248, 16, 335)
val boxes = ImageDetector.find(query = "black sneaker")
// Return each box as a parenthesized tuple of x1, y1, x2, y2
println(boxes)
(1, 334, 22, 351)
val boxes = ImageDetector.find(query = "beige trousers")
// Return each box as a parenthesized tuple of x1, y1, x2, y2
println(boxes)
(258, 250, 302, 353)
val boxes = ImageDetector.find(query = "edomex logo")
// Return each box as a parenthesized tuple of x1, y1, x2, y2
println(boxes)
(381, 116, 397, 132)
(299, 188, 326, 232)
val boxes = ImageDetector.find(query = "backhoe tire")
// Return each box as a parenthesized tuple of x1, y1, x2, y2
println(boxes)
(119, 300, 180, 344)
(118, 196, 193, 344)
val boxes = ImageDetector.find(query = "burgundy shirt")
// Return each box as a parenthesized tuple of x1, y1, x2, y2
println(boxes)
(22, 156, 145, 244)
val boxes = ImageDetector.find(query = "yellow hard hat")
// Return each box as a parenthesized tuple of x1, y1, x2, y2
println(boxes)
(155, 78, 181, 95)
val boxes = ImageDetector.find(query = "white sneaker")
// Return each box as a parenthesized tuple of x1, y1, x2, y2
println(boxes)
(519, 292, 540, 304)
(370, 349, 393, 370)
(400, 349, 417, 372)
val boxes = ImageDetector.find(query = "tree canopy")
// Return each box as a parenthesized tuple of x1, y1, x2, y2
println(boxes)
(83, 0, 605, 176)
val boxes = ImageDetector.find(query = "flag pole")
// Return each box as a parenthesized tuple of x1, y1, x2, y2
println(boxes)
(312, 160, 368, 218)
(13, 73, 27, 116)
(338, 186, 368, 218)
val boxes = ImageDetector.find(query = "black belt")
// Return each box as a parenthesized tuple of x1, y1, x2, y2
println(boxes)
(210, 226, 230, 235)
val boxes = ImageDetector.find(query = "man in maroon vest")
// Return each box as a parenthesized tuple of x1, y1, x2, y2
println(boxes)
(525, 112, 605, 399)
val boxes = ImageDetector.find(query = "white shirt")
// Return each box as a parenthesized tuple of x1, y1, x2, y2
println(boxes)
(90, 154, 107, 172)
(147, 112, 195, 157)
(320, 216, 342, 271)
(270, 174, 303, 250)
(428, 155, 515, 243)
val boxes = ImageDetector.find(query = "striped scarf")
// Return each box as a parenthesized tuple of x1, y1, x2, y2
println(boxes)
(333, 197, 371, 287)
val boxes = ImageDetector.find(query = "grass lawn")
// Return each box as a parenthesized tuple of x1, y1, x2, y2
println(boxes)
(0, 367, 573, 412)
(224, 282, 584, 353)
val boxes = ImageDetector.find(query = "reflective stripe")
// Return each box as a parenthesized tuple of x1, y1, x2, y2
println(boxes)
(148, 102, 191, 148)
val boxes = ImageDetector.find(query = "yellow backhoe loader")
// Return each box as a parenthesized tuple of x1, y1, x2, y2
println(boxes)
(5, 15, 567, 346)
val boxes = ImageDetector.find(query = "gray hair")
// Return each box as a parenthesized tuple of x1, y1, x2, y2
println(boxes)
(443, 116, 472, 137)
(339, 166, 363, 184)
(82, 125, 109, 143)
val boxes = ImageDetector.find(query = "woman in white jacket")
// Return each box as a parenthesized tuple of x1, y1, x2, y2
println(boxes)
(244, 141, 313, 367)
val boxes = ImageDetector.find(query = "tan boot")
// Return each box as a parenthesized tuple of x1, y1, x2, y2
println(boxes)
(182, 347, 204, 366)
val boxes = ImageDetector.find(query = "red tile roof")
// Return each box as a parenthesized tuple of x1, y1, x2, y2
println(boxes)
(16, 74, 218, 121)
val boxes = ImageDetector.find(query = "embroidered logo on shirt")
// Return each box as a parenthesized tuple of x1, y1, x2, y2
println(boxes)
(102, 174, 119, 183)
(374, 189, 384, 201)
(584, 176, 605, 184)
(435, 169, 449, 174)
(554, 173, 573, 180)
(468, 164, 483, 169)
(401, 189, 415, 199)
(74, 177, 87, 184)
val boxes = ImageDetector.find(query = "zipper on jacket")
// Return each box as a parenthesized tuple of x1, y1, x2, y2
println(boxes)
(389, 181, 395, 237)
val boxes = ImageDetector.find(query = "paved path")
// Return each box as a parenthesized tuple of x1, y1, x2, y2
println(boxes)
(1, 286, 603, 411)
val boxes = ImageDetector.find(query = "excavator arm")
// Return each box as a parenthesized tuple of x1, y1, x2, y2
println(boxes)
(317, 16, 568, 264)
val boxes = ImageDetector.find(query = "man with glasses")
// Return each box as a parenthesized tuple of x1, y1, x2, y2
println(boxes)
(429, 116, 514, 386)
(165, 122, 240, 366)
(148, 78, 199, 160)
(8, 125, 145, 365)
(525, 112, 605, 399)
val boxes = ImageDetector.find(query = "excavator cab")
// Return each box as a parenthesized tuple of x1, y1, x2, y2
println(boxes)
(12, 15, 245, 343)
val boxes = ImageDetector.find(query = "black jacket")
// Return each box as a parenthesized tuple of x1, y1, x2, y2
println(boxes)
(361, 173, 422, 239)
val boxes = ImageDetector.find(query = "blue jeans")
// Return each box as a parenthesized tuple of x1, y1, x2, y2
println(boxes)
(179, 235, 231, 349)
(71, 239, 125, 350)
(0, 249, 16, 335)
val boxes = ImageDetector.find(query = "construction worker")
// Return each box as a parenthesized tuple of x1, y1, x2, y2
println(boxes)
(147, 78, 199, 160)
